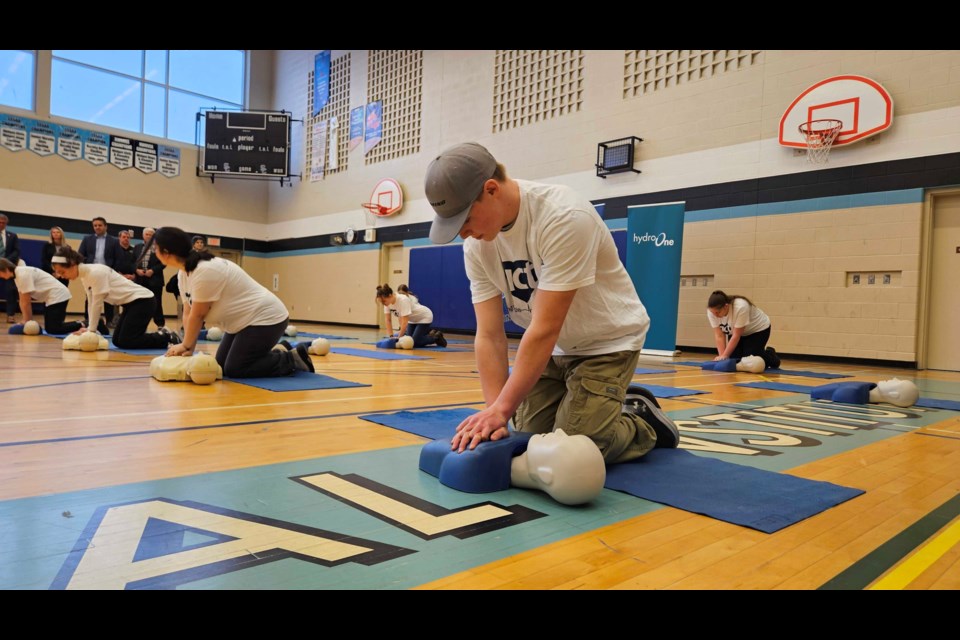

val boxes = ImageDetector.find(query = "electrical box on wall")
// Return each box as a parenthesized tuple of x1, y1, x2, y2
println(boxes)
(364, 229, 376, 242)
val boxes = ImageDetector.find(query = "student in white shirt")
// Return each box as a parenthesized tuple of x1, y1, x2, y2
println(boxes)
(51, 246, 179, 350)
(152, 227, 312, 377)
(425, 142, 678, 462)
(376, 283, 446, 348)
(706, 290, 781, 368)
(0, 258, 83, 334)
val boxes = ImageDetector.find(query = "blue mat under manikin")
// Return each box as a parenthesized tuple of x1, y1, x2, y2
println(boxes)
(358, 408, 479, 439)
(370, 408, 863, 531)
(737, 381, 960, 411)
(604, 448, 864, 533)
(675, 361, 850, 379)
(634, 368, 677, 375)
(330, 347, 431, 360)
(636, 384, 708, 398)
(227, 371, 370, 391)
(291, 332, 357, 340)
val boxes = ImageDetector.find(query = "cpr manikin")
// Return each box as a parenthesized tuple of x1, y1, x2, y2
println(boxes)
(810, 377, 919, 408)
(419, 428, 606, 506)
(868, 378, 920, 408)
(150, 354, 223, 385)
(509, 429, 606, 505)
(699, 355, 766, 373)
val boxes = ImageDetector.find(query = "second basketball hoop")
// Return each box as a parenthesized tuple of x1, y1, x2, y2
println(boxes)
(361, 178, 404, 218)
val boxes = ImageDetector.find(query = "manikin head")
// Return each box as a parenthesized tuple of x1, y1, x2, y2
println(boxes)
(510, 429, 606, 505)
(868, 378, 919, 408)
(737, 355, 766, 373)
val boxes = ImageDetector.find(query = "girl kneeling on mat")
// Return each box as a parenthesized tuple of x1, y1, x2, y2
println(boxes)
(707, 290, 781, 368)
(0, 258, 83, 335)
(152, 227, 312, 377)
(376, 283, 446, 348)
(52, 247, 180, 349)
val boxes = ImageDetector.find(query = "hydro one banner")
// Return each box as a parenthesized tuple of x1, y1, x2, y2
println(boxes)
(626, 202, 685, 354)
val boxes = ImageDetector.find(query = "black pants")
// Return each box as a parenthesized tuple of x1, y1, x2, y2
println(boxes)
(113, 297, 169, 349)
(44, 301, 83, 335)
(5, 279, 19, 317)
(731, 326, 776, 367)
(216, 319, 296, 378)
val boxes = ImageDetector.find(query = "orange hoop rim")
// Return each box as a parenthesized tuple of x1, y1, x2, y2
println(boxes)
(361, 202, 389, 216)
(798, 118, 843, 140)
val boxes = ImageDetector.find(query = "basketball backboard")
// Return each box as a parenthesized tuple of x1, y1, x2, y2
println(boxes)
(362, 178, 404, 217)
(779, 75, 893, 148)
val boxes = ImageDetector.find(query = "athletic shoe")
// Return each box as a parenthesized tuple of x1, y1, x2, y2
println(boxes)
(158, 326, 181, 345)
(434, 331, 448, 348)
(765, 347, 781, 369)
(290, 343, 315, 373)
(623, 385, 679, 448)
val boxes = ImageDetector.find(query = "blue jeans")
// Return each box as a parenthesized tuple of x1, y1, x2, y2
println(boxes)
(405, 323, 437, 348)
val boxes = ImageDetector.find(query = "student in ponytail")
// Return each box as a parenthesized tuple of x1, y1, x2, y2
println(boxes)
(706, 290, 781, 368)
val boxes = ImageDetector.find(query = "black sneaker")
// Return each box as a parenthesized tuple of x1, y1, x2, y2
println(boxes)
(158, 326, 181, 345)
(765, 347, 781, 369)
(290, 343, 315, 373)
(434, 331, 448, 348)
(624, 387, 679, 449)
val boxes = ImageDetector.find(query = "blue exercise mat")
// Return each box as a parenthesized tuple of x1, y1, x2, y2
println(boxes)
(634, 368, 677, 375)
(227, 371, 370, 392)
(292, 332, 356, 340)
(764, 368, 851, 379)
(107, 341, 169, 356)
(330, 347, 431, 360)
(916, 397, 960, 411)
(604, 448, 864, 533)
(358, 408, 479, 439)
(675, 361, 849, 379)
(638, 384, 708, 398)
(736, 381, 814, 394)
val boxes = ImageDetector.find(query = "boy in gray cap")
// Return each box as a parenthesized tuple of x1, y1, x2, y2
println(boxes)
(426, 142, 679, 462)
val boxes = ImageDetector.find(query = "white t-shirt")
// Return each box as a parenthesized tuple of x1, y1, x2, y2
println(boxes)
(181, 258, 288, 334)
(385, 292, 433, 325)
(15, 263, 71, 306)
(707, 297, 770, 338)
(79, 263, 153, 307)
(464, 179, 649, 356)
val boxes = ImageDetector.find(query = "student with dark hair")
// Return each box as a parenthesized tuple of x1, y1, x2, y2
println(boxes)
(153, 227, 311, 378)
(134, 228, 166, 329)
(375, 283, 446, 348)
(0, 258, 83, 334)
(51, 246, 179, 349)
(706, 290, 780, 368)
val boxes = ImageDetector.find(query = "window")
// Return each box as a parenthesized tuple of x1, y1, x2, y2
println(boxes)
(51, 50, 245, 144)
(0, 50, 35, 111)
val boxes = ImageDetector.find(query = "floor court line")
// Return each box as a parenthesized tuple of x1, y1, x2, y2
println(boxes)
(0, 387, 489, 428)
(0, 400, 488, 449)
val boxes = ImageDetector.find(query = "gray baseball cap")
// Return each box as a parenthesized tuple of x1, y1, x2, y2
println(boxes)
(425, 142, 497, 244)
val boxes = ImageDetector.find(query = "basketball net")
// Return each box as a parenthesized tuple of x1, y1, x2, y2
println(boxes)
(798, 119, 843, 164)
(362, 202, 387, 228)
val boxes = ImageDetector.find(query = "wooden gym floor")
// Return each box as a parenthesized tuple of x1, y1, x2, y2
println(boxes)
(2, 321, 959, 590)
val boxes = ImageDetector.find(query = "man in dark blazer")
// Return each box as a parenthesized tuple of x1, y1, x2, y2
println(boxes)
(0, 213, 21, 322)
(77, 216, 121, 326)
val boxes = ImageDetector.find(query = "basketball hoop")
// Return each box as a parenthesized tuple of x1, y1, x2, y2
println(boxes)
(361, 202, 389, 216)
(798, 119, 843, 164)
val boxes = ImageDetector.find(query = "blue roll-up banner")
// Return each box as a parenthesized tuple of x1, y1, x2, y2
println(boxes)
(626, 202, 685, 355)
(313, 51, 331, 116)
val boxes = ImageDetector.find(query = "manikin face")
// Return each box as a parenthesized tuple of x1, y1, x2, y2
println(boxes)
(523, 429, 606, 506)
(873, 378, 919, 408)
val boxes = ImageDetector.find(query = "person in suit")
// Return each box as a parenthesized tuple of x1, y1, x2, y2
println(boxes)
(0, 214, 21, 322)
(77, 216, 120, 328)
